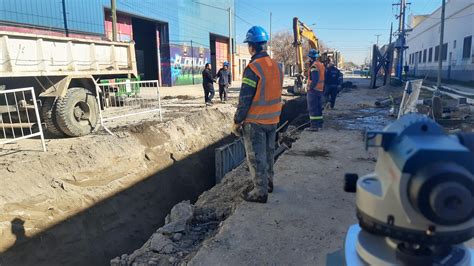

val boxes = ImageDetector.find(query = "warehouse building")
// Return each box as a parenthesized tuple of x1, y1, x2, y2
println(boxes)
(0, 0, 235, 86)
(406, 0, 473, 82)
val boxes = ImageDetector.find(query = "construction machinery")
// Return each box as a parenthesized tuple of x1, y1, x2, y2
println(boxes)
(290, 17, 342, 94)
(0, 31, 137, 137)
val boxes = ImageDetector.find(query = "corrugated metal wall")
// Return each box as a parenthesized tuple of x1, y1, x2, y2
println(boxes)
(215, 138, 246, 183)
(0, 0, 233, 47)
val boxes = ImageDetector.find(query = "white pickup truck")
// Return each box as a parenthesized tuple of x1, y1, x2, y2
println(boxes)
(0, 31, 137, 137)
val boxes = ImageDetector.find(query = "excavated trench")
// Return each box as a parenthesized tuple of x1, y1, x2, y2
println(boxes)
(0, 97, 306, 266)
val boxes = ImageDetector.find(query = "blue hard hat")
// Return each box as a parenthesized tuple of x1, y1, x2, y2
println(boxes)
(308, 49, 320, 58)
(244, 26, 269, 43)
(223, 61, 229, 66)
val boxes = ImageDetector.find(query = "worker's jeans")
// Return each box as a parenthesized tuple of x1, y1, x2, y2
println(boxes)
(324, 85, 339, 109)
(203, 83, 215, 103)
(242, 123, 277, 196)
(219, 84, 228, 101)
(307, 89, 323, 128)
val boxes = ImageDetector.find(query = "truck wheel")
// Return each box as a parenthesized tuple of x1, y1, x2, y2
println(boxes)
(40, 97, 65, 137)
(56, 87, 99, 137)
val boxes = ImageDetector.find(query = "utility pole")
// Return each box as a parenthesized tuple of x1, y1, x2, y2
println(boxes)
(437, 0, 446, 87)
(228, 7, 233, 80)
(375, 34, 382, 47)
(393, 0, 410, 80)
(191, 40, 195, 85)
(270, 12, 272, 57)
(389, 23, 393, 44)
(111, 0, 117, 41)
(61, 0, 69, 37)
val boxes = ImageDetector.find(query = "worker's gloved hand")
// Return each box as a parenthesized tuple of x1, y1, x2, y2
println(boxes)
(231, 123, 242, 137)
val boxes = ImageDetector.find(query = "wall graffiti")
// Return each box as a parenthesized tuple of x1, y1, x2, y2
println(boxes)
(169, 44, 211, 86)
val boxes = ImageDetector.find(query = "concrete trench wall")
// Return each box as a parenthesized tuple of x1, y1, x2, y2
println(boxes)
(0, 107, 234, 266)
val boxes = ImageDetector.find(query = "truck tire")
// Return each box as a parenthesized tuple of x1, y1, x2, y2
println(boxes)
(56, 87, 99, 137)
(40, 97, 65, 137)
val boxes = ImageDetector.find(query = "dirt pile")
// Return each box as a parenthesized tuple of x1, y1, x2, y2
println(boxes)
(0, 105, 235, 266)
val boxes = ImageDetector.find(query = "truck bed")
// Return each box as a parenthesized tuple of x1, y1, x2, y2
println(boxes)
(0, 31, 137, 78)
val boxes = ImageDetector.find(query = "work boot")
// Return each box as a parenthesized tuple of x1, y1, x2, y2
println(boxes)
(268, 181, 274, 193)
(241, 188, 268, 203)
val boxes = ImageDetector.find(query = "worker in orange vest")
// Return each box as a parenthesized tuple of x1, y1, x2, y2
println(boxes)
(306, 49, 325, 131)
(232, 26, 283, 203)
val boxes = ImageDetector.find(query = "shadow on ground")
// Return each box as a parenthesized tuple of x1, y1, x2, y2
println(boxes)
(0, 135, 233, 266)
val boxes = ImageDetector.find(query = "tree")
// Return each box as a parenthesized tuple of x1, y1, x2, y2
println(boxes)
(270, 31, 295, 74)
(271, 30, 329, 75)
(344, 61, 359, 70)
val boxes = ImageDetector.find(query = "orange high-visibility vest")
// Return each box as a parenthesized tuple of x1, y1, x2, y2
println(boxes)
(308, 61, 325, 91)
(245, 56, 283, 125)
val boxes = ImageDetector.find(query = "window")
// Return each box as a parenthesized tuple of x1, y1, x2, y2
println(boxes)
(442, 43, 448, 61)
(428, 47, 433, 62)
(419, 51, 422, 63)
(453, 40, 456, 49)
(435, 45, 440, 62)
(463, 36, 472, 59)
(409, 54, 412, 64)
(423, 49, 427, 63)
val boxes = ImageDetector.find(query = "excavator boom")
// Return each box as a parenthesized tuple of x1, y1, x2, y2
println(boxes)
(291, 17, 320, 94)
(293, 17, 319, 77)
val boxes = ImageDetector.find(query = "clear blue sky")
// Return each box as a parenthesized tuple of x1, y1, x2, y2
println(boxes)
(234, 0, 441, 65)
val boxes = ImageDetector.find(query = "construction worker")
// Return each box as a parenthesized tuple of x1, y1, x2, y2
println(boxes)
(306, 49, 325, 131)
(202, 63, 215, 106)
(232, 26, 283, 203)
(216, 61, 232, 102)
(324, 60, 342, 110)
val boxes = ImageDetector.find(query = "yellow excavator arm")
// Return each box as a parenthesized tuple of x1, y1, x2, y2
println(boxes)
(293, 17, 319, 78)
(292, 17, 319, 94)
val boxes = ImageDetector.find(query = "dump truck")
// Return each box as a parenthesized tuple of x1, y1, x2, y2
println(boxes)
(0, 31, 137, 137)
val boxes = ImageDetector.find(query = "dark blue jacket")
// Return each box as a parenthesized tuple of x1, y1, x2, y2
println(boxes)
(216, 68, 232, 86)
(234, 52, 269, 124)
(325, 65, 342, 86)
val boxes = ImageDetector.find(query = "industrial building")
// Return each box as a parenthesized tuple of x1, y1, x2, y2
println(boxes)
(405, 0, 473, 82)
(0, 0, 235, 86)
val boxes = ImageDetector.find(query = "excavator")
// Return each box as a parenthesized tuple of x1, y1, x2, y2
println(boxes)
(290, 17, 341, 94)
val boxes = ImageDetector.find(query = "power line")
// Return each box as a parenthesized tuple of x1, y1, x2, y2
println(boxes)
(422, 12, 474, 19)
(192, 0, 228, 11)
(234, 13, 253, 26)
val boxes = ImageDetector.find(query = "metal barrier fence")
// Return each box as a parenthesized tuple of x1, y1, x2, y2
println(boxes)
(0, 87, 46, 152)
(95, 80, 163, 134)
(215, 138, 246, 183)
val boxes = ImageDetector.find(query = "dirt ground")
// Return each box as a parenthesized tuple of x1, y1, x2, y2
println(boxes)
(111, 78, 392, 265)
(117, 77, 473, 266)
(1, 77, 472, 265)
(0, 103, 237, 265)
(0, 78, 300, 266)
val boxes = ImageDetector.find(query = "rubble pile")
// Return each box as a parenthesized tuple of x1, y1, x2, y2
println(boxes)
(111, 165, 254, 265)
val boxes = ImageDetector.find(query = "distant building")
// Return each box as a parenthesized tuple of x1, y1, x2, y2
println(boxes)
(406, 0, 473, 82)
(233, 44, 252, 79)
(0, 0, 234, 86)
